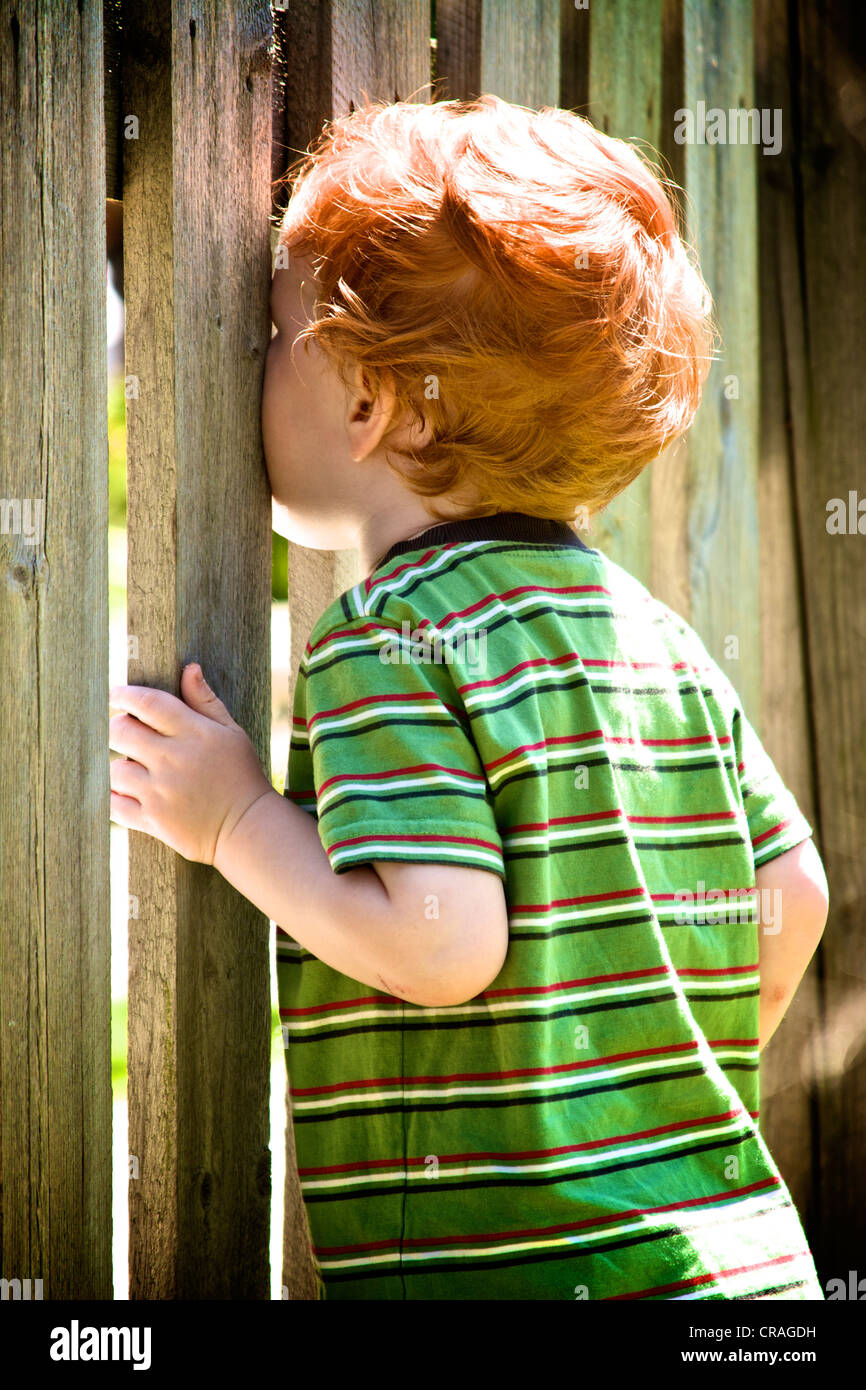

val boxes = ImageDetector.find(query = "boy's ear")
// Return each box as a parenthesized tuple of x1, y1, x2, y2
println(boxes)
(347, 363, 432, 461)
(346, 363, 397, 461)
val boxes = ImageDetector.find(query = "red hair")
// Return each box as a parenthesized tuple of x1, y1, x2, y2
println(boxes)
(275, 94, 717, 524)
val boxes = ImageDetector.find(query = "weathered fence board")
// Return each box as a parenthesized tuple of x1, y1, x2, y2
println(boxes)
(585, 0, 663, 587)
(649, 0, 692, 620)
(679, 0, 761, 720)
(0, 0, 112, 1298)
(752, 0, 821, 1249)
(557, 0, 589, 120)
(122, 0, 273, 1298)
(436, 0, 560, 108)
(774, 0, 866, 1281)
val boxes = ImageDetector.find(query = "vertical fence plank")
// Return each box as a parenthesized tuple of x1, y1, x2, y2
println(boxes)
(122, 0, 274, 1298)
(649, 0, 691, 619)
(273, 0, 431, 1298)
(436, 0, 559, 105)
(558, 0, 589, 117)
(752, 0, 821, 1247)
(0, 0, 111, 1297)
(667, 0, 824, 1231)
(435, 0, 481, 99)
(778, 0, 866, 1281)
(479, 0, 561, 113)
(678, 0, 761, 719)
(585, 1, 664, 586)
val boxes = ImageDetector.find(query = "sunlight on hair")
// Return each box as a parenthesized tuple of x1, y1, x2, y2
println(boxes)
(273, 94, 720, 525)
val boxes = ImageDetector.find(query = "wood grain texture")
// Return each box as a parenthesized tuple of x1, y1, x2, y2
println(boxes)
(650, 0, 691, 619)
(435, 0, 482, 99)
(0, 0, 112, 1298)
(274, 0, 432, 1302)
(559, 0, 589, 117)
(122, 0, 273, 1298)
(585, 0, 664, 586)
(481, 0, 560, 106)
(437, 0, 560, 105)
(752, 0, 821, 1255)
(679, 0, 761, 721)
(775, 0, 866, 1282)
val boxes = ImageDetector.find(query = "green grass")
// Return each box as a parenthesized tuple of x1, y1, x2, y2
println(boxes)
(111, 998, 127, 1089)
(108, 374, 127, 528)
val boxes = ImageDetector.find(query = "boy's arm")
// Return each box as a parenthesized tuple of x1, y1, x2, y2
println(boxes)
(756, 838, 829, 1051)
(213, 788, 509, 1007)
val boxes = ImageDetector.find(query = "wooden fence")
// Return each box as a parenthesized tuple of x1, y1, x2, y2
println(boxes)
(0, 0, 862, 1299)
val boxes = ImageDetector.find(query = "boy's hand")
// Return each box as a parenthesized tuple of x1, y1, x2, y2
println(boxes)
(109, 663, 273, 866)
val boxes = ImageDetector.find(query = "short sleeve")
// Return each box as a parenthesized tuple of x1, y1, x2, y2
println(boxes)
(732, 704, 813, 868)
(294, 616, 506, 879)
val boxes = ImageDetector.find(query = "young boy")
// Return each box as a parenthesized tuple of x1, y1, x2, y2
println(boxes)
(109, 95, 829, 1300)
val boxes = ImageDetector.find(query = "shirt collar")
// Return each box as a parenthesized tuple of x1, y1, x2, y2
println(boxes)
(372, 510, 593, 574)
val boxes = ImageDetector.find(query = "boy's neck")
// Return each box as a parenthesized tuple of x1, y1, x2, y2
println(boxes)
(363, 509, 589, 578)
(360, 502, 491, 579)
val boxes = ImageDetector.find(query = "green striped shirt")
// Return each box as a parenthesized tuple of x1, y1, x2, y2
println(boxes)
(277, 511, 824, 1301)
